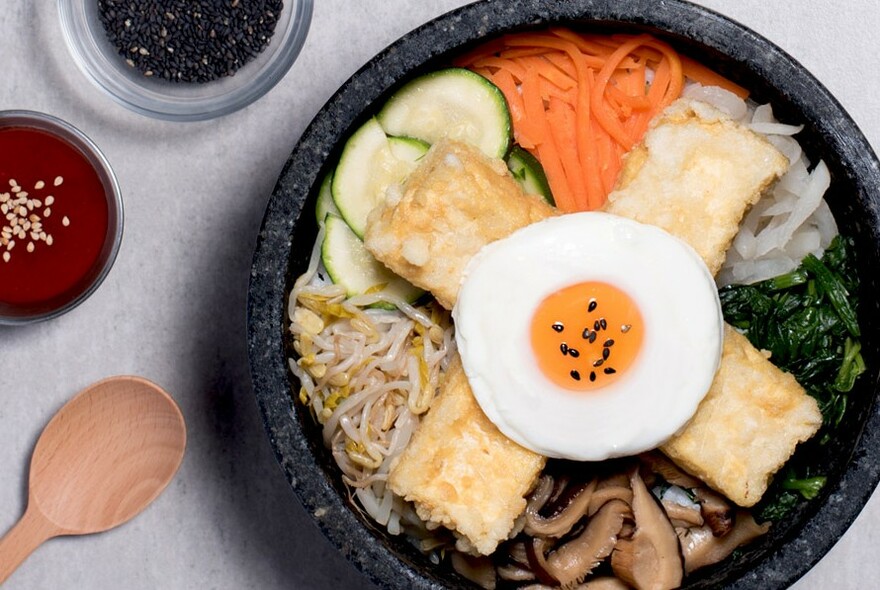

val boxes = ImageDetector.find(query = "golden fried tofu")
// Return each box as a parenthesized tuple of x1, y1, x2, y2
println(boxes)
(661, 325, 822, 507)
(388, 352, 546, 555)
(605, 98, 789, 276)
(364, 140, 557, 309)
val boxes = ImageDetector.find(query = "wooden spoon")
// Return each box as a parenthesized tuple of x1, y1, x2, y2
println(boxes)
(0, 376, 186, 584)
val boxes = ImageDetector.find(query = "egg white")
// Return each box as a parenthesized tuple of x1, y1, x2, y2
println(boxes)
(453, 212, 723, 461)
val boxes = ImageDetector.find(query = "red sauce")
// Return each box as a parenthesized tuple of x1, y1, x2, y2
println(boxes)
(0, 126, 110, 311)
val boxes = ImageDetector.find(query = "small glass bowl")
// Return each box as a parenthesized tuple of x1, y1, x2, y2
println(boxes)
(57, 0, 313, 121)
(0, 110, 123, 325)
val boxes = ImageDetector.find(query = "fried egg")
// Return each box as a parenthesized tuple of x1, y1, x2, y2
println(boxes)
(453, 212, 723, 461)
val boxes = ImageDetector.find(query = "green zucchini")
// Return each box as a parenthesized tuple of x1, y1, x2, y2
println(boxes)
(315, 171, 339, 224)
(507, 146, 554, 205)
(321, 213, 423, 308)
(331, 117, 427, 238)
(377, 68, 512, 159)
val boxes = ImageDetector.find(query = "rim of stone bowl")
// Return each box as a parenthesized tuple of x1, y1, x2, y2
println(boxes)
(247, 1, 880, 588)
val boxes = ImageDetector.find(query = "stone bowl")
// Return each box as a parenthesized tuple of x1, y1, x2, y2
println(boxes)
(247, 1, 880, 588)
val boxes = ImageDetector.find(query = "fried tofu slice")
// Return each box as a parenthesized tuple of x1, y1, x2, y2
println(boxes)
(661, 325, 822, 507)
(605, 98, 789, 276)
(388, 352, 546, 555)
(364, 140, 558, 310)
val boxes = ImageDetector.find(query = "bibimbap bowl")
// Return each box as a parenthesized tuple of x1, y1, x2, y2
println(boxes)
(247, 1, 880, 588)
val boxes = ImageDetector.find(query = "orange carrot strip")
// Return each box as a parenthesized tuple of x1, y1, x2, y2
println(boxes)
(592, 37, 656, 149)
(522, 67, 576, 211)
(578, 68, 604, 209)
(453, 37, 508, 67)
(547, 96, 589, 210)
(515, 55, 577, 89)
(473, 56, 528, 80)
(487, 68, 538, 149)
(680, 54, 749, 99)
(504, 33, 617, 69)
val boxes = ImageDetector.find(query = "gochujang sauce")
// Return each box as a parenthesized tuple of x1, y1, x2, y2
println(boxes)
(0, 126, 109, 308)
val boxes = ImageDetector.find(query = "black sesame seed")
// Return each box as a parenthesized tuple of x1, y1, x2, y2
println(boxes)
(582, 328, 591, 340)
(570, 370, 581, 381)
(552, 322, 565, 333)
(589, 331, 597, 344)
(560, 343, 569, 355)
(604, 339, 615, 347)
(602, 347, 610, 360)
(588, 299, 597, 312)
(600, 318, 607, 330)
(589, 371, 597, 382)
(593, 359, 604, 367)
(568, 348, 580, 358)
(593, 320, 601, 331)
(604, 367, 617, 375)
(97, 0, 283, 83)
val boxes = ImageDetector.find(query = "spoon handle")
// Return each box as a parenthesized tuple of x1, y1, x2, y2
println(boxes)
(0, 505, 58, 584)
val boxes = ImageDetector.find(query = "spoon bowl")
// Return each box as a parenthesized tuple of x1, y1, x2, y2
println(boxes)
(0, 376, 186, 583)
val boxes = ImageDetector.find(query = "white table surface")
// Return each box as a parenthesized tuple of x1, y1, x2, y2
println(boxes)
(1, 1, 878, 588)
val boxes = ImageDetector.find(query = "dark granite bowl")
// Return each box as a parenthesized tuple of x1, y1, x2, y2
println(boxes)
(247, 1, 880, 588)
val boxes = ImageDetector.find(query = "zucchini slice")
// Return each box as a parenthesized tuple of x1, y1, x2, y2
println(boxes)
(321, 213, 424, 308)
(331, 117, 425, 238)
(377, 68, 511, 159)
(507, 146, 554, 205)
(315, 171, 339, 224)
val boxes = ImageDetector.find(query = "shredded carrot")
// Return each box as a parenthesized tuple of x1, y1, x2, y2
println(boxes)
(679, 54, 749, 99)
(459, 29, 746, 211)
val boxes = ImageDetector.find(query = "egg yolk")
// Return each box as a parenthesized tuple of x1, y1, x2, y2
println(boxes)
(530, 282, 644, 391)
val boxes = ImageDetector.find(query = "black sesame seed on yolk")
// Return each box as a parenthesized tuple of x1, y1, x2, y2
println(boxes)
(530, 281, 643, 391)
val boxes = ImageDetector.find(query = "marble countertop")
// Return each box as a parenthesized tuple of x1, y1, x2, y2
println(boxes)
(1, 1, 878, 588)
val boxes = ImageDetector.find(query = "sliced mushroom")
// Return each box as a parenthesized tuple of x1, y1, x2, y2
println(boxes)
(693, 487, 733, 537)
(660, 498, 704, 528)
(588, 474, 634, 516)
(639, 451, 703, 489)
(526, 537, 559, 586)
(577, 577, 633, 590)
(497, 561, 536, 582)
(525, 477, 598, 537)
(546, 499, 630, 589)
(611, 469, 684, 590)
(678, 511, 770, 574)
(450, 552, 497, 589)
(522, 579, 632, 590)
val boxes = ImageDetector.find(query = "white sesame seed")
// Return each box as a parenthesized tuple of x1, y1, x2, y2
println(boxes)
(28, 214, 38, 222)
(34, 181, 45, 190)
(19, 191, 28, 199)
(11, 185, 20, 193)
(26, 242, 34, 253)
(18, 206, 27, 217)
(2, 252, 9, 263)
(0, 204, 7, 215)
(44, 208, 51, 218)
(32, 199, 41, 208)
(30, 232, 39, 241)
(44, 195, 55, 206)
(53, 176, 64, 187)
(62, 216, 70, 227)
(0, 193, 7, 203)
(8, 179, 18, 188)
(38, 231, 46, 241)
(46, 235, 53, 246)
(26, 200, 33, 211)
(7, 240, 15, 251)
